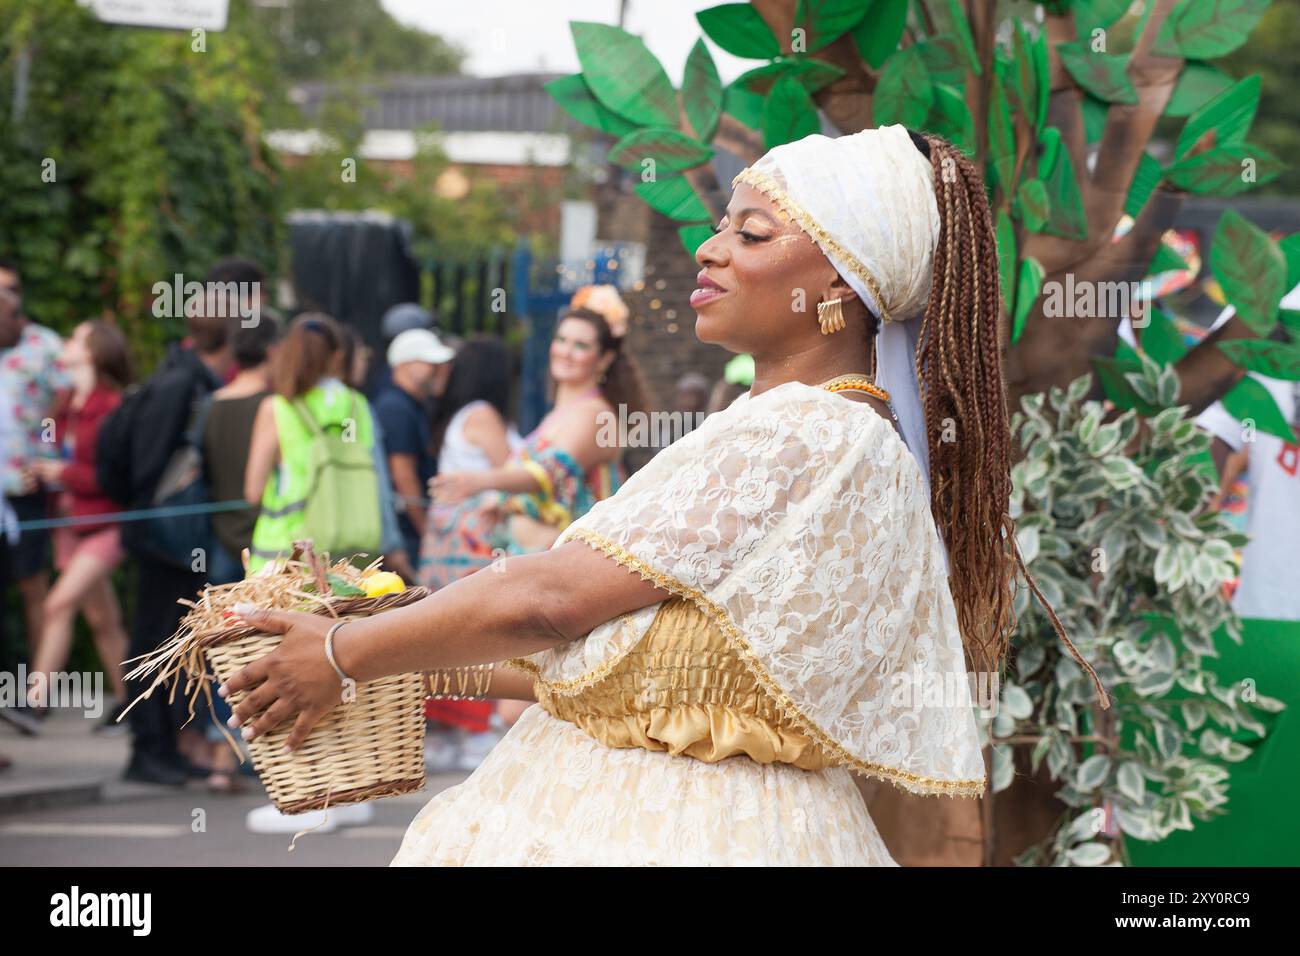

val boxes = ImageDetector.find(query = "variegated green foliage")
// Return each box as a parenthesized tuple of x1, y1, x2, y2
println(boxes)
(999, 371, 1283, 866)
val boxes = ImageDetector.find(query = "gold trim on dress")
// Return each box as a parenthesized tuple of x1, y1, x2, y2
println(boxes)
(522, 525, 986, 799)
(732, 167, 895, 324)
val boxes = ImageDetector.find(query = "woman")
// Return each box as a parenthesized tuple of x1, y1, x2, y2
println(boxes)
(27, 321, 131, 727)
(429, 287, 647, 558)
(244, 314, 380, 575)
(419, 336, 521, 770)
(220, 126, 1105, 865)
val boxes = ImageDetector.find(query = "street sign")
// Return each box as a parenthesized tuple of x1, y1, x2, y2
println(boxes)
(78, 0, 229, 31)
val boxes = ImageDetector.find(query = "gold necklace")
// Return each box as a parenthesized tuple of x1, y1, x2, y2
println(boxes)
(816, 373, 890, 403)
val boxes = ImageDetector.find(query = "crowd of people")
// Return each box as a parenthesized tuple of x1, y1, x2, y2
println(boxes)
(0, 252, 744, 829)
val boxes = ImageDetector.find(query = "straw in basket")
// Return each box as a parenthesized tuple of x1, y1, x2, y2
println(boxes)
(123, 542, 431, 815)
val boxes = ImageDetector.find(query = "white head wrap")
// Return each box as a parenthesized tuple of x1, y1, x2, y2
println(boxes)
(731, 124, 948, 572)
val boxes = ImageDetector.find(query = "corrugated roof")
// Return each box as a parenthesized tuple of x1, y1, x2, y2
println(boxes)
(290, 72, 584, 134)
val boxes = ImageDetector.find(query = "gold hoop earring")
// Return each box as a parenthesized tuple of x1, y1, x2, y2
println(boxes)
(817, 297, 845, 335)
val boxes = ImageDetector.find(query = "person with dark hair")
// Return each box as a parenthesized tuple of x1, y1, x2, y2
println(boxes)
(115, 274, 235, 786)
(0, 260, 69, 672)
(26, 321, 132, 729)
(428, 288, 650, 560)
(418, 336, 520, 771)
(223, 126, 1104, 866)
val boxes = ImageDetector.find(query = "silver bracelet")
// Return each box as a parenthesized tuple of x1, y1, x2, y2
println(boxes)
(323, 620, 355, 686)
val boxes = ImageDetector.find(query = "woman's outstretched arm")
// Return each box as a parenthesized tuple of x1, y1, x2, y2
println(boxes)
(220, 540, 671, 749)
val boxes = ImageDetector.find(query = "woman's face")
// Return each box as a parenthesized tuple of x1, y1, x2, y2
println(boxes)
(691, 182, 843, 357)
(549, 316, 607, 386)
(61, 323, 92, 369)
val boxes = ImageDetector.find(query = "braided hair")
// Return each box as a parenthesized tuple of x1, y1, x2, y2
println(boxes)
(909, 131, 1104, 703)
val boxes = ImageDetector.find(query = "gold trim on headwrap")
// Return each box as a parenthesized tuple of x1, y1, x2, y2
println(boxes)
(732, 166, 895, 324)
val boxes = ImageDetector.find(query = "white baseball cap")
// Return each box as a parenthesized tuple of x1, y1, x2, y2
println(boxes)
(387, 328, 454, 367)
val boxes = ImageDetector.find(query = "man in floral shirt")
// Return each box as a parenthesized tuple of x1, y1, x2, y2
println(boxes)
(0, 259, 69, 660)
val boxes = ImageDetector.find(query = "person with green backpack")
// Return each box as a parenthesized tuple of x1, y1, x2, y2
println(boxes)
(244, 314, 382, 576)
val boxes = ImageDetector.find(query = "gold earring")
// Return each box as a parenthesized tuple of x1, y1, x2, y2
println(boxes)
(817, 297, 845, 335)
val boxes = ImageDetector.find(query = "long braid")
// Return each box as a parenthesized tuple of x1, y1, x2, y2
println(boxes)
(916, 135, 1107, 707)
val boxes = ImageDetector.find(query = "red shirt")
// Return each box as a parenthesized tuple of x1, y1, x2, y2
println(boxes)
(54, 385, 122, 534)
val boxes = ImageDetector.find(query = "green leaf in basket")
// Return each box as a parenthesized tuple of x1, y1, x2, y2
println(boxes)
(327, 574, 365, 597)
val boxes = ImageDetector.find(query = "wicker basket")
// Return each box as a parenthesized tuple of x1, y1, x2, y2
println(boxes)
(202, 588, 430, 814)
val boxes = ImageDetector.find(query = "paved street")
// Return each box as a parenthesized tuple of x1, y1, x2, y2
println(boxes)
(0, 709, 472, 866)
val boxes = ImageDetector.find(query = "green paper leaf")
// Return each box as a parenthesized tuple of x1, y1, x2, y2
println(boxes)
(1165, 62, 1235, 118)
(913, 35, 967, 86)
(996, 208, 1017, 312)
(1175, 75, 1260, 160)
(1279, 309, 1300, 338)
(1006, 23, 1040, 131)
(1165, 142, 1283, 196)
(679, 223, 715, 258)
(683, 39, 723, 142)
(1217, 339, 1300, 380)
(987, 64, 1017, 195)
(793, 0, 870, 53)
(1153, 0, 1271, 59)
(1125, 151, 1162, 217)
(1147, 242, 1189, 276)
(1211, 208, 1286, 335)
(1013, 257, 1045, 343)
(928, 83, 975, 155)
(723, 82, 766, 130)
(696, 4, 781, 59)
(1058, 42, 1137, 105)
(941, 0, 982, 76)
(1280, 234, 1300, 290)
(1081, 95, 1108, 145)
(572, 22, 678, 128)
(636, 176, 711, 221)
(607, 128, 714, 174)
(873, 47, 933, 129)
(545, 74, 640, 136)
(1037, 127, 1088, 241)
(735, 58, 845, 95)
(851, 0, 907, 69)
(1138, 308, 1188, 365)
(1017, 177, 1051, 233)
(1222, 375, 1299, 443)
(762, 74, 821, 149)
(1073, 0, 1135, 40)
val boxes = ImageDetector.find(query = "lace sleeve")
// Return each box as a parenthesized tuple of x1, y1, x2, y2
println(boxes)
(538, 380, 988, 797)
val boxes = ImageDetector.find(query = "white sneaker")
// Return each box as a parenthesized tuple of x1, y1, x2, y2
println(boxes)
(245, 803, 337, 834)
(456, 729, 500, 772)
(330, 802, 374, 826)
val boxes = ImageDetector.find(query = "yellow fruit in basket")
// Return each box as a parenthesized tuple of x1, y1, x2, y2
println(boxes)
(362, 571, 406, 597)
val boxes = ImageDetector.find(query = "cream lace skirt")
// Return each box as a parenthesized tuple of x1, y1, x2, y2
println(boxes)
(390, 703, 897, 866)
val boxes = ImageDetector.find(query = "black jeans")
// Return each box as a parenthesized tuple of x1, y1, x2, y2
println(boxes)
(125, 555, 206, 763)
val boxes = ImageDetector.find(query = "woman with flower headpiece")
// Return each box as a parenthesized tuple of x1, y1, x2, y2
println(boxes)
(222, 127, 1106, 866)
(427, 285, 650, 557)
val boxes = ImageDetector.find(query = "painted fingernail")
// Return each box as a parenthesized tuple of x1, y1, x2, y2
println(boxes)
(227, 715, 241, 728)
(216, 684, 228, 698)
(241, 726, 255, 740)
(233, 602, 256, 619)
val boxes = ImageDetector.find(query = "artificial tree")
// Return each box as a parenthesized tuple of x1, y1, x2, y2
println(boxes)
(549, 0, 1295, 864)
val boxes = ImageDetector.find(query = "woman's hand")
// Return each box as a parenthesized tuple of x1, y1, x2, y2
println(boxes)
(428, 470, 484, 506)
(30, 459, 64, 484)
(217, 604, 347, 752)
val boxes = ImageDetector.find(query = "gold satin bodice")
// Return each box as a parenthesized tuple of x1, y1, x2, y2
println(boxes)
(531, 597, 834, 771)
